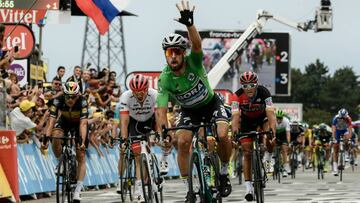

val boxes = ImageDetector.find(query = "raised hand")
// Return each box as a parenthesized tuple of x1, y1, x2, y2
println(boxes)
(175, 0, 195, 27)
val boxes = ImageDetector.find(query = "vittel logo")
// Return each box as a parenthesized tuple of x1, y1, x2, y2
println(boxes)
(4, 23, 35, 59)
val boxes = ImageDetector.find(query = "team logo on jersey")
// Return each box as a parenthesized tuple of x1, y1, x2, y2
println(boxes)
(175, 79, 209, 107)
(188, 73, 195, 81)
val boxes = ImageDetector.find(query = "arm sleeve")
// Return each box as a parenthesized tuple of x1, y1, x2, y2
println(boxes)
(119, 92, 130, 113)
(80, 98, 88, 120)
(49, 98, 60, 118)
(189, 50, 203, 68)
(230, 93, 240, 113)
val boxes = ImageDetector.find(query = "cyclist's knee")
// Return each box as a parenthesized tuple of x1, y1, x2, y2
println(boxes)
(216, 121, 229, 139)
(177, 130, 192, 151)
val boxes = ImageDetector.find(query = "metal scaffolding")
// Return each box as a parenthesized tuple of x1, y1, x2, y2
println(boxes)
(81, 17, 128, 85)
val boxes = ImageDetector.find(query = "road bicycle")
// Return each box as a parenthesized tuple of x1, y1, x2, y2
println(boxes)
(163, 121, 223, 203)
(315, 139, 327, 180)
(289, 141, 298, 179)
(52, 130, 79, 203)
(235, 130, 273, 203)
(136, 132, 165, 203)
(112, 137, 136, 202)
(272, 138, 282, 183)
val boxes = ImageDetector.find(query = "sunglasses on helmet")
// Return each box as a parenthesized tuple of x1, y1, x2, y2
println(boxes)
(165, 48, 184, 57)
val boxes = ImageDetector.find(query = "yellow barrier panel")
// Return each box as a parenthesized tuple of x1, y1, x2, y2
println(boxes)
(0, 164, 13, 199)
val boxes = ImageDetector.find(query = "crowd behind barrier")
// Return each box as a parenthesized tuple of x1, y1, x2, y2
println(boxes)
(13, 142, 180, 197)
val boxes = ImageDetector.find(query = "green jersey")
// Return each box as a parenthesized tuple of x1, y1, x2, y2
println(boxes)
(157, 51, 214, 109)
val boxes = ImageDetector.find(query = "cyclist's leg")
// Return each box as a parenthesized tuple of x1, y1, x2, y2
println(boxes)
(281, 142, 290, 176)
(239, 116, 260, 201)
(209, 95, 232, 196)
(332, 131, 341, 174)
(51, 119, 65, 159)
(74, 124, 89, 201)
(262, 119, 275, 173)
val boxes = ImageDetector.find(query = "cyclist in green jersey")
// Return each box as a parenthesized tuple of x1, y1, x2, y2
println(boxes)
(156, 1, 232, 201)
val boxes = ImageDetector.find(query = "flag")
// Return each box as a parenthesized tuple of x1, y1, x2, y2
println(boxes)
(75, 0, 128, 35)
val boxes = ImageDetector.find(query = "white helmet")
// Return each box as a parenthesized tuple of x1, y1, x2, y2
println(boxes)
(162, 33, 187, 50)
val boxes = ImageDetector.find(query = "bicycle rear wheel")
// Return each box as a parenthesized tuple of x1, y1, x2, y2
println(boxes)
(56, 156, 71, 203)
(151, 154, 163, 203)
(189, 152, 205, 203)
(252, 151, 264, 203)
(140, 153, 152, 202)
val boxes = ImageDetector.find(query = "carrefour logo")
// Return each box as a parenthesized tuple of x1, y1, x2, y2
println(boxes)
(1, 136, 10, 144)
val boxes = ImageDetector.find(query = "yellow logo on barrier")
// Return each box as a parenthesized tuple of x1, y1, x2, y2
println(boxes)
(0, 164, 13, 198)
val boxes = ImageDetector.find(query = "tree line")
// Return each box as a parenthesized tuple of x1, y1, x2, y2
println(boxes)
(273, 59, 360, 126)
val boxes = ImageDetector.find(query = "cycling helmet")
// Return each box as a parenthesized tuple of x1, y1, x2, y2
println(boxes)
(129, 74, 149, 93)
(338, 108, 348, 118)
(63, 81, 80, 95)
(290, 121, 300, 126)
(319, 123, 327, 131)
(239, 71, 258, 84)
(162, 33, 187, 50)
(275, 109, 286, 118)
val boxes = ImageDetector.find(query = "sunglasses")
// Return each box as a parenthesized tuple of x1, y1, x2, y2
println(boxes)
(65, 95, 77, 100)
(165, 48, 184, 57)
(242, 83, 257, 89)
(54, 83, 61, 86)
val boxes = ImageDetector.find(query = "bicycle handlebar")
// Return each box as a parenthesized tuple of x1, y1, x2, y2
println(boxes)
(235, 130, 273, 140)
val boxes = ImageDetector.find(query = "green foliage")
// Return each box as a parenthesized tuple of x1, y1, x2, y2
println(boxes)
(276, 59, 360, 123)
(304, 108, 332, 126)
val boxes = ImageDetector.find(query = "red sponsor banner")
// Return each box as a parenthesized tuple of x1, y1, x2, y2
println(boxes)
(214, 89, 232, 105)
(0, 9, 47, 24)
(3, 23, 35, 59)
(0, 130, 19, 202)
(125, 71, 161, 90)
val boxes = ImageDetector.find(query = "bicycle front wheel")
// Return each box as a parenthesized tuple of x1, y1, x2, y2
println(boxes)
(209, 153, 222, 202)
(151, 154, 163, 203)
(252, 151, 264, 203)
(56, 156, 71, 203)
(120, 153, 134, 202)
(189, 152, 205, 203)
(339, 151, 344, 182)
(140, 153, 152, 202)
(290, 152, 297, 179)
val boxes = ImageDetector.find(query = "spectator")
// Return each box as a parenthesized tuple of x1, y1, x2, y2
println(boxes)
(81, 69, 91, 94)
(0, 24, 14, 74)
(53, 66, 65, 82)
(44, 77, 63, 106)
(9, 100, 36, 141)
(109, 71, 117, 81)
(66, 65, 83, 92)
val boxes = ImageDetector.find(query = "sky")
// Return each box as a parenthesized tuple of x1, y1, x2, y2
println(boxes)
(32, 0, 360, 82)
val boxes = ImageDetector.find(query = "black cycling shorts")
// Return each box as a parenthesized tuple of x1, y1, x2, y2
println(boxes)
(176, 94, 229, 127)
(54, 117, 89, 148)
(128, 115, 156, 141)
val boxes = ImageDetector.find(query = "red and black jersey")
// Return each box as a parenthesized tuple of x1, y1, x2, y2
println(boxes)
(231, 85, 273, 118)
